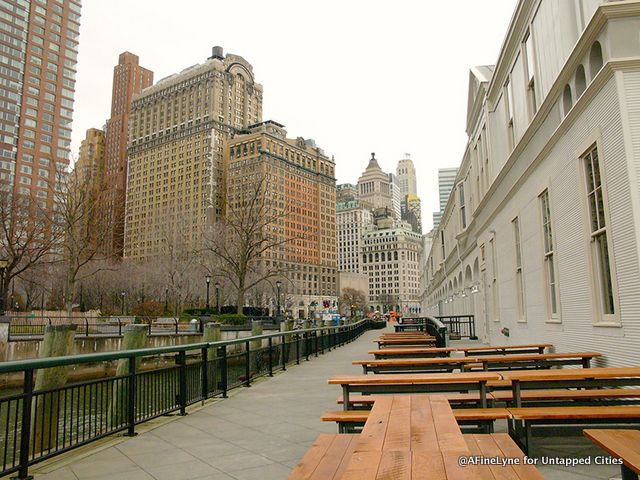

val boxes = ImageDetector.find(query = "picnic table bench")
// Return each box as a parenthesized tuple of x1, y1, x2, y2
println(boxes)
(375, 338, 436, 348)
(355, 352, 601, 374)
(328, 371, 501, 410)
(369, 347, 457, 359)
(457, 344, 552, 356)
(584, 429, 640, 480)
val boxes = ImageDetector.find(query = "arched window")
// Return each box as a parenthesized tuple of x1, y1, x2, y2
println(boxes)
(590, 41, 604, 78)
(375, 253, 379, 262)
(363, 254, 367, 264)
(575, 65, 586, 98)
(369, 253, 373, 263)
(562, 84, 573, 115)
(394, 251, 398, 261)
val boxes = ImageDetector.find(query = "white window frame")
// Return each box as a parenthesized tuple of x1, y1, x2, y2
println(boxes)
(490, 236, 500, 322)
(578, 139, 620, 326)
(539, 189, 560, 322)
(513, 216, 526, 322)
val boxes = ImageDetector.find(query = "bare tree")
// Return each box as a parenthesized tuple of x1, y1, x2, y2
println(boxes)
(0, 190, 58, 311)
(203, 175, 300, 314)
(54, 168, 110, 314)
(338, 288, 367, 317)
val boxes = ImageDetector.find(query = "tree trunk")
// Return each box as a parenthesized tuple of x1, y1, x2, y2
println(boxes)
(236, 285, 244, 315)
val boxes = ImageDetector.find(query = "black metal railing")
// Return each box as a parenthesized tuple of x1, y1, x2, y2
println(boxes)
(6, 315, 283, 340)
(435, 315, 477, 340)
(397, 316, 449, 347)
(0, 320, 372, 479)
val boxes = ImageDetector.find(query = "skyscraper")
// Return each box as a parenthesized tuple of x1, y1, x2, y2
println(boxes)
(224, 121, 337, 316)
(0, 0, 82, 208)
(124, 47, 263, 260)
(103, 52, 153, 258)
(432, 167, 458, 228)
(396, 153, 417, 197)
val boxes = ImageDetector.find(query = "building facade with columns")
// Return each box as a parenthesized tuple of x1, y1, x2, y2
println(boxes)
(423, 0, 640, 367)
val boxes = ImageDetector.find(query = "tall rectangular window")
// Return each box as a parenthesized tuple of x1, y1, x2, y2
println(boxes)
(459, 183, 466, 229)
(505, 78, 515, 150)
(490, 237, 499, 321)
(440, 230, 445, 261)
(513, 217, 525, 321)
(523, 31, 537, 117)
(583, 145, 616, 319)
(540, 190, 559, 320)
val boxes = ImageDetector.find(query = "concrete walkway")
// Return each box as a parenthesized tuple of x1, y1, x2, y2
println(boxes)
(30, 326, 621, 480)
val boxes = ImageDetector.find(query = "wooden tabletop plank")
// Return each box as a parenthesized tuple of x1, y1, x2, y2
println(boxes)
(409, 395, 439, 451)
(375, 450, 412, 480)
(328, 372, 501, 385)
(431, 396, 470, 455)
(411, 452, 448, 480)
(369, 347, 457, 355)
(510, 406, 640, 419)
(472, 433, 520, 480)
(355, 396, 393, 452)
(289, 434, 335, 479)
(499, 367, 640, 381)
(471, 352, 602, 362)
(491, 433, 545, 479)
(443, 453, 483, 480)
(308, 434, 358, 480)
(340, 451, 383, 480)
(491, 388, 640, 401)
(354, 357, 477, 366)
(583, 429, 640, 474)
(383, 395, 412, 451)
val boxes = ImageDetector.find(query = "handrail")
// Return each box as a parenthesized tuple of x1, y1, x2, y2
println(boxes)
(0, 320, 367, 374)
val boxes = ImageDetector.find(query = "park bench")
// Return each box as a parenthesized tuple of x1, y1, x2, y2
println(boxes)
(354, 357, 475, 374)
(508, 405, 640, 455)
(288, 433, 358, 479)
(458, 344, 552, 356)
(337, 392, 486, 409)
(322, 407, 511, 434)
(375, 338, 436, 348)
(490, 387, 640, 407)
(460, 351, 602, 371)
(369, 347, 457, 359)
(328, 371, 501, 410)
(584, 429, 640, 480)
(464, 433, 545, 479)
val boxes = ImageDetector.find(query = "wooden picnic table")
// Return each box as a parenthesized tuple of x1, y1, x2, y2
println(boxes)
(500, 367, 640, 408)
(458, 344, 552, 356)
(584, 429, 640, 480)
(328, 371, 501, 410)
(339, 395, 542, 479)
(376, 338, 436, 348)
(369, 347, 457, 359)
(355, 352, 602, 374)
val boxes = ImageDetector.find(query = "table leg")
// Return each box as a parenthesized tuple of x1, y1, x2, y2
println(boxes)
(582, 357, 590, 368)
(480, 381, 487, 408)
(342, 385, 350, 411)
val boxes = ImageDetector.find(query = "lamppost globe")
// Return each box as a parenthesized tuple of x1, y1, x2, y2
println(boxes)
(205, 275, 211, 311)
(120, 291, 126, 316)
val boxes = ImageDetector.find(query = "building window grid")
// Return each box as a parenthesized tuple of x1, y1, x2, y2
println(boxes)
(583, 145, 615, 318)
(540, 190, 559, 320)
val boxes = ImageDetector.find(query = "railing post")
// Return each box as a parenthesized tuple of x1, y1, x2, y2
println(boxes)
(218, 345, 228, 398)
(296, 333, 300, 365)
(201, 347, 208, 404)
(314, 331, 318, 357)
(118, 318, 122, 336)
(126, 355, 137, 436)
(17, 369, 34, 480)
(281, 334, 286, 371)
(244, 340, 251, 387)
(177, 351, 187, 416)
(268, 337, 273, 377)
(304, 332, 309, 361)
(174, 318, 178, 335)
(320, 329, 325, 355)
(84, 318, 89, 337)
(147, 318, 151, 336)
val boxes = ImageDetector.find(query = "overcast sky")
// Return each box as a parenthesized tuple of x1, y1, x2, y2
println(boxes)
(71, 0, 518, 231)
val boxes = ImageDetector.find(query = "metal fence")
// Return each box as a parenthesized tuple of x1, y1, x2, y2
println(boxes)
(435, 315, 477, 340)
(0, 320, 372, 479)
(6, 315, 281, 339)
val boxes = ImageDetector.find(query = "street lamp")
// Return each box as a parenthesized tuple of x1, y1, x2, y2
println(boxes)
(0, 258, 7, 315)
(276, 281, 282, 319)
(205, 274, 211, 311)
(215, 281, 220, 314)
(120, 291, 126, 316)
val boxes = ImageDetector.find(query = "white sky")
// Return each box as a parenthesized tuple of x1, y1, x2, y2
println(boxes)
(71, 0, 518, 232)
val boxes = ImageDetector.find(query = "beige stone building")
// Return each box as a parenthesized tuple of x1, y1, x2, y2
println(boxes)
(357, 153, 397, 219)
(224, 121, 337, 317)
(362, 218, 422, 314)
(124, 47, 263, 260)
(73, 128, 105, 190)
(337, 199, 373, 274)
